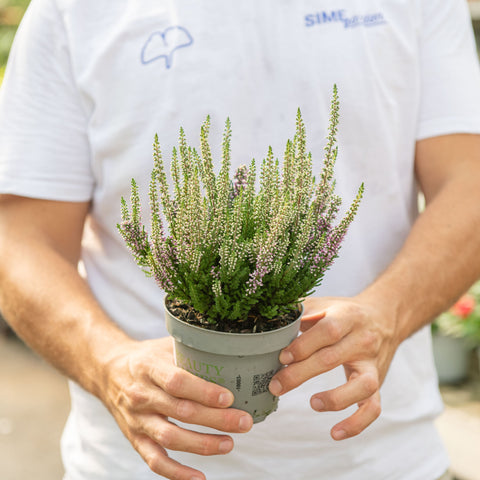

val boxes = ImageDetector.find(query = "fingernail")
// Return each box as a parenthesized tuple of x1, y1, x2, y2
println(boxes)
(269, 379, 283, 396)
(332, 429, 347, 440)
(190, 476, 203, 480)
(239, 415, 253, 432)
(279, 350, 294, 365)
(311, 398, 325, 411)
(218, 392, 233, 407)
(219, 439, 233, 454)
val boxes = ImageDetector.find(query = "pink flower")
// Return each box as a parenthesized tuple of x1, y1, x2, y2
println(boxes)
(451, 295, 476, 319)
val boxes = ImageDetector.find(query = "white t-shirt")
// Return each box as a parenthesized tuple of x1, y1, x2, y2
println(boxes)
(2, 0, 480, 479)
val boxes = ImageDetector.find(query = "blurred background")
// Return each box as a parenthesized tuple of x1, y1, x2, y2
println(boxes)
(1, 1, 480, 479)
(0, 0, 28, 83)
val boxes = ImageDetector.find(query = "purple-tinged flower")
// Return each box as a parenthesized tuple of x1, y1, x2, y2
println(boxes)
(230, 165, 249, 202)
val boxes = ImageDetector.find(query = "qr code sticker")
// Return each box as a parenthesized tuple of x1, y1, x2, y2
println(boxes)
(252, 370, 275, 396)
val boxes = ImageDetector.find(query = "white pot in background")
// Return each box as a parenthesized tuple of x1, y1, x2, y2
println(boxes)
(432, 333, 472, 384)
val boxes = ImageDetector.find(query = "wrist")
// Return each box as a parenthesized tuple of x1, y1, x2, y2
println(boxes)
(80, 319, 138, 401)
(354, 286, 406, 348)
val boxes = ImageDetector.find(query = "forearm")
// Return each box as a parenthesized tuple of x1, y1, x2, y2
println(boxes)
(0, 237, 134, 398)
(359, 168, 480, 345)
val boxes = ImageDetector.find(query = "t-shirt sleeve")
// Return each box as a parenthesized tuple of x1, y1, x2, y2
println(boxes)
(0, 0, 94, 202)
(417, 0, 480, 140)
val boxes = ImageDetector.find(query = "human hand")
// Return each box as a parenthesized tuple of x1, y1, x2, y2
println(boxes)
(269, 295, 399, 441)
(100, 336, 253, 480)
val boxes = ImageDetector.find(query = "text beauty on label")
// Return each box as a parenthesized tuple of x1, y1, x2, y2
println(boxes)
(176, 352, 226, 384)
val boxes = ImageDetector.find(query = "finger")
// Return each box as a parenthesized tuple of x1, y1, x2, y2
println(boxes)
(151, 364, 236, 409)
(121, 380, 253, 433)
(300, 310, 326, 332)
(330, 392, 382, 441)
(155, 393, 253, 433)
(279, 316, 351, 365)
(271, 340, 350, 395)
(310, 370, 380, 413)
(140, 414, 235, 456)
(134, 433, 207, 480)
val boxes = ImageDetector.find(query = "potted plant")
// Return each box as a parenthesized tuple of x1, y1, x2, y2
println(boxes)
(117, 86, 364, 422)
(432, 281, 480, 384)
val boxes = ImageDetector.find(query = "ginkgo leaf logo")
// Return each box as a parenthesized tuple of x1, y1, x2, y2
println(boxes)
(141, 26, 193, 69)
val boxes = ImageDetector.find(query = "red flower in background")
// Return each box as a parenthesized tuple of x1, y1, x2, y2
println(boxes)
(451, 295, 476, 319)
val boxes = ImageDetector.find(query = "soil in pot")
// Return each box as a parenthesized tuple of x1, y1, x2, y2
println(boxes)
(166, 297, 299, 333)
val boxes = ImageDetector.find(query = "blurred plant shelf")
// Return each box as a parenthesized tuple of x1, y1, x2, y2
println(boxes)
(470, 1, 480, 20)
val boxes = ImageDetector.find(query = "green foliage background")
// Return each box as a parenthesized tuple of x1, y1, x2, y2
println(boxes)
(0, 0, 30, 84)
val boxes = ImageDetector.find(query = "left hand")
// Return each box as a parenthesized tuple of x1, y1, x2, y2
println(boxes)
(269, 295, 399, 441)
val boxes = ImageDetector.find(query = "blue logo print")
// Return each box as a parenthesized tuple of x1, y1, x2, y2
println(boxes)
(141, 26, 193, 69)
(305, 10, 386, 29)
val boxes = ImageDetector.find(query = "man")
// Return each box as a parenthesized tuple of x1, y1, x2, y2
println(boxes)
(1, 1, 480, 479)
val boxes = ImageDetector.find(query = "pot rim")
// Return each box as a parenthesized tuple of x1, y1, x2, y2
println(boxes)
(164, 297, 303, 355)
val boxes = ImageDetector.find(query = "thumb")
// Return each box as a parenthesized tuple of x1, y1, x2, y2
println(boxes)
(300, 310, 326, 332)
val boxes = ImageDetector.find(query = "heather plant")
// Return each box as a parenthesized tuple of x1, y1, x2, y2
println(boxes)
(118, 86, 364, 327)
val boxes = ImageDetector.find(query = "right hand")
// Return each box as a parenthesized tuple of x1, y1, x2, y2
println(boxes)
(100, 336, 253, 480)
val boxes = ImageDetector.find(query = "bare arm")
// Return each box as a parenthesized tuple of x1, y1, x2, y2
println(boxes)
(362, 134, 480, 339)
(270, 133, 480, 439)
(0, 195, 252, 480)
(0, 196, 128, 388)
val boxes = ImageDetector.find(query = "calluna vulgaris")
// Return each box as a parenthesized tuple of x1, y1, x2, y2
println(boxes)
(118, 86, 364, 325)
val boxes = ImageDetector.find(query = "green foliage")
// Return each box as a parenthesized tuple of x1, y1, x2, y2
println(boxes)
(0, 1, 31, 83)
(118, 86, 364, 324)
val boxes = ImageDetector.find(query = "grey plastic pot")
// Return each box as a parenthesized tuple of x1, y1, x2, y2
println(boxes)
(164, 300, 302, 423)
(432, 333, 472, 384)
